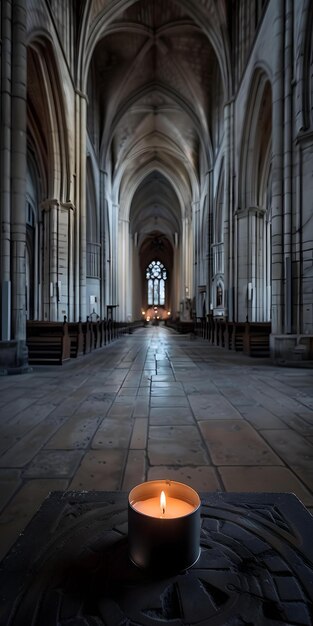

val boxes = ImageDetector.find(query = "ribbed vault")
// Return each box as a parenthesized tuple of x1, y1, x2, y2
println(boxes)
(84, 0, 229, 318)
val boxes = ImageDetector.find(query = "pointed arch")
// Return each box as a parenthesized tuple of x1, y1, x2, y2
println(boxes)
(239, 70, 272, 212)
(27, 36, 71, 202)
(237, 69, 273, 322)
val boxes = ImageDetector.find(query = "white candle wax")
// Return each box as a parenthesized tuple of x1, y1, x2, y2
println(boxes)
(133, 495, 194, 519)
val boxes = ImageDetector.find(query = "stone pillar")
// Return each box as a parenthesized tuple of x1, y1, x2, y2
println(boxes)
(41, 199, 59, 321)
(112, 203, 119, 315)
(271, 0, 284, 334)
(76, 91, 87, 322)
(118, 216, 130, 321)
(50, 202, 58, 320)
(207, 169, 213, 313)
(0, 0, 12, 341)
(172, 231, 179, 317)
(11, 0, 27, 347)
(283, 0, 293, 333)
(192, 200, 200, 315)
(99, 170, 107, 319)
(223, 100, 234, 321)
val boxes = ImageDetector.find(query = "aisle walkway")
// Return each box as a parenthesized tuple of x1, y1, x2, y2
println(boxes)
(1, 325, 313, 559)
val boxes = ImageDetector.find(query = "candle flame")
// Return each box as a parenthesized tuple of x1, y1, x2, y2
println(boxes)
(160, 490, 166, 515)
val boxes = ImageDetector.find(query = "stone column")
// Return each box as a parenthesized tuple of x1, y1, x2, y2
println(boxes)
(50, 201, 58, 321)
(76, 91, 87, 322)
(223, 100, 234, 321)
(0, 0, 12, 340)
(172, 231, 179, 317)
(99, 170, 107, 319)
(118, 216, 130, 321)
(192, 200, 200, 314)
(11, 0, 27, 345)
(112, 203, 119, 315)
(271, 0, 284, 334)
(207, 169, 213, 312)
(283, 0, 293, 333)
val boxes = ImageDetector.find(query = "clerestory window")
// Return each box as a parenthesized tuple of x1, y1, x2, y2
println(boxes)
(146, 260, 167, 306)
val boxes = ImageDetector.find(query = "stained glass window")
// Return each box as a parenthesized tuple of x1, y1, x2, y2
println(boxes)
(146, 261, 167, 305)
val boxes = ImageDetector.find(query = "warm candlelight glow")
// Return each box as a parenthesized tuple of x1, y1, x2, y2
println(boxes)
(128, 480, 201, 570)
(160, 490, 166, 515)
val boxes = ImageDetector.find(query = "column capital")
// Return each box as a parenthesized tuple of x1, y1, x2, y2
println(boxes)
(40, 199, 60, 211)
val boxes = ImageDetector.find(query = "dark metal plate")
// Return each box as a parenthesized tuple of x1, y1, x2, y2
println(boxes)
(0, 491, 313, 625)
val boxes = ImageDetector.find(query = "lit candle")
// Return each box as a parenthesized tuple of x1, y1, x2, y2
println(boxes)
(133, 490, 195, 518)
(128, 480, 201, 572)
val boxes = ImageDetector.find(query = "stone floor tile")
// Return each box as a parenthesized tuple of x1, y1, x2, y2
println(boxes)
(0, 478, 69, 561)
(149, 407, 194, 424)
(69, 449, 127, 490)
(22, 450, 83, 478)
(132, 397, 150, 418)
(46, 413, 103, 449)
(0, 327, 313, 565)
(92, 420, 132, 449)
(117, 388, 138, 397)
(130, 418, 148, 449)
(1, 396, 37, 422)
(107, 404, 134, 419)
(0, 469, 21, 512)
(150, 395, 189, 407)
(77, 397, 114, 414)
(152, 381, 184, 389)
(122, 374, 142, 386)
(182, 382, 218, 394)
(199, 420, 284, 466)
(91, 384, 120, 395)
(240, 406, 287, 430)
(150, 374, 175, 382)
(148, 425, 209, 465)
(147, 466, 222, 492)
(260, 429, 313, 490)
(0, 416, 66, 468)
(218, 466, 313, 506)
(113, 395, 136, 406)
(221, 388, 258, 407)
(277, 413, 313, 436)
(151, 387, 185, 396)
(189, 394, 243, 420)
(137, 387, 150, 396)
(121, 450, 146, 491)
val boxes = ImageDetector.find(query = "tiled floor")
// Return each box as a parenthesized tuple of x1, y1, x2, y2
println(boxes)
(0, 325, 313, 560)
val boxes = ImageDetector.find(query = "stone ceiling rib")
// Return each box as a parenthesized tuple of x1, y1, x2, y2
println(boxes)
(85, 0, 228, 237)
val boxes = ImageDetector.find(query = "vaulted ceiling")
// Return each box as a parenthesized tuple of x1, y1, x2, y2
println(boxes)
(86, 0, 229, 259)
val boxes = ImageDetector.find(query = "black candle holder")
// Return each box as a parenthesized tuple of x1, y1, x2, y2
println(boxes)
(128, 480, 201, 572)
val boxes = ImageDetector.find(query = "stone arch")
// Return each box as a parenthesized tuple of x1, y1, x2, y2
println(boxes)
(86, 157, 99, 245)
(214, 161, 225, 243)
(237, 70, 273, 322)
(86, 157, 101, 315)
(211, 163, 225, 316)
(239, 70, 272, 211)
(25, 150, 42, 321)
(27, 36, 71, 202)
(295, 0, 313, 132)
(82, 0, 231, 100)
(26, 35, 72, 321)
(104, 82, 212, 177)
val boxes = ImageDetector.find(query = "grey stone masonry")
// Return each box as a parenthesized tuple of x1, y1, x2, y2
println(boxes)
(0, 326, 312, 563)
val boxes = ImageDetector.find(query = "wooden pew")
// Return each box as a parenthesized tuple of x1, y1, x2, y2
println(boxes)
(231, 322, 246, 351)
(81, 321, 92, 353)
(68, 322, 84, 358)
(26, 321, 71, 365)
(243, 322, 271, 357)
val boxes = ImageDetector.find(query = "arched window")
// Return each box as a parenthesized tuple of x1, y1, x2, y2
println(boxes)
(146, 260, 167, 306)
